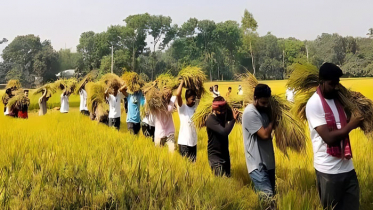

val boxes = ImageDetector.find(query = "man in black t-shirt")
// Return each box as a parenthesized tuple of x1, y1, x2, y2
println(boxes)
(206, 96, 238, 177)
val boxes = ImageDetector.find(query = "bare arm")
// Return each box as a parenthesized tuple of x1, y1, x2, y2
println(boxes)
(206, 109, 239, 136)
(104, 88, 110, 99)
(315, 114, 363, 145)
(42, 88, 47, 99)
(256, 122, 274, 140)
(176, 81, 183, 107)
(119, 85, 128, 97)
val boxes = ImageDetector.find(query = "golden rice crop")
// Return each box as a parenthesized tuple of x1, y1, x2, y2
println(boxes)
(0, 79, 373, 209)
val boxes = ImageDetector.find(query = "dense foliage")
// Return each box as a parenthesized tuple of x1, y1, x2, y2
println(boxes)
(1, 11, 373, 87)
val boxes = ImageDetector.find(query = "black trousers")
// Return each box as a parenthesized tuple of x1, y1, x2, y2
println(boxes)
(316, 169, 359, 210)
(109, 117, 121, 131)
(80, 110, 89, 116)
(127, 122, 141, 134)
(179, 145, 197, 162)
(209, 158, 231, 177)
(141, 123, 155, 141)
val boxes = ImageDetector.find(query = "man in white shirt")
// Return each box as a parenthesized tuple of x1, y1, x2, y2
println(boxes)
(79, 81, 89, 116)
(210, 85, 220, 98)
(306, 63, 363, 210)
(176, 80, 200, 162)
(285, 88, 295, 103)
(60, 90, 70, 113)
(105, 82, 127, 131)
(238, 85, 243, 96)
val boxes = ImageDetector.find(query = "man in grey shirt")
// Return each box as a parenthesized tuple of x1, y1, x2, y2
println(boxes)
(242, 84, 275, 199)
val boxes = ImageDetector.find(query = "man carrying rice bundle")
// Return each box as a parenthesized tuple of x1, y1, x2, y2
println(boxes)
(210, 85, 220, 98)
(242, 84, 276, 202)
(154, 88, 177, 152)
(78, 81, 89, 116)
(122, 88, 144, 135)
(16, 90, 30, 119)
(60, 90, 71, 114)
(306, 63, 363, 210)
(104, 81, 127, 131)
(38, 88, 50, 116)
(176, 80, 200, 162)
(2, 88, 13, 116)
(206, 96, 239, 177)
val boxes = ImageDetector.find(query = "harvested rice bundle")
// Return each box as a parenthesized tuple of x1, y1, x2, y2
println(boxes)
(288, 63, 373, 137)
(144, 86, 168, 116)
(178, 66, 207, 96)
(287, 63, 319, 93)
(155, 73, 178, 90)
(121, 71, 145, 94)
(142, 81, 156, 94)
(292, 91, 315, 121)
(75, 70, 99, 94)
(86, 82, 109, 122)
(5, 80, 22, 90)
(338, 90, 373, 137)
(270, 95, 306, 154)
(239, 72, 307, 153)
(53, 78, 77, 94)
(235, 72, 258, 103)
(34, 83, 57, 98)
(7, 89, 28, 109)
(100, 73, 124, 86)
(192, 95, 239, 129)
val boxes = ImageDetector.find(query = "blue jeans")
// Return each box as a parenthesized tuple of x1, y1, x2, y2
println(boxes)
(249, 166, 275, 198)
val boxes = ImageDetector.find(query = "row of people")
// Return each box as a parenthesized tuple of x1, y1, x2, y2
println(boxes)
(2, 63, 361, 209)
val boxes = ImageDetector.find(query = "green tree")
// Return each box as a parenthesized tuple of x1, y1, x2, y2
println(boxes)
(241, 9, 258, 75)
(214, 20, 241, 80)
(77, 31, 97, 70)
(124, 13, 150, 71)
(197, 20, 217, 81)
(33, 40, 59, 81)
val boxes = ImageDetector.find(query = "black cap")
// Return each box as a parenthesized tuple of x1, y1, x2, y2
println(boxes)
(319, 63, 343, 81)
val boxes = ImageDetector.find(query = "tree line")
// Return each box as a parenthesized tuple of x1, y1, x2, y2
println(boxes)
(1, 10, 373, 87)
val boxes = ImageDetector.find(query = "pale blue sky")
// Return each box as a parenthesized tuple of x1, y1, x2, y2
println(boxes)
(1, 0, 372, 54)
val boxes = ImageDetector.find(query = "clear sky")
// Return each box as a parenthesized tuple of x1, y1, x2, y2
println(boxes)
(1, 0, 372, 54)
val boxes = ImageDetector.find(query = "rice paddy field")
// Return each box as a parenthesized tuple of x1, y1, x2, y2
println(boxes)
(0, 79, 372, 209)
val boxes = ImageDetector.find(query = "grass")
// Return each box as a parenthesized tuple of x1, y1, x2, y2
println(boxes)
(0, 78, 372, 209)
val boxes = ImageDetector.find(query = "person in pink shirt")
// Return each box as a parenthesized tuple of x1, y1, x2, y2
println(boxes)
(154, 88, 177, 152)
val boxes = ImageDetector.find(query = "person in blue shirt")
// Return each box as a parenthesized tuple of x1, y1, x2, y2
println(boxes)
(123, 89, 144, 135)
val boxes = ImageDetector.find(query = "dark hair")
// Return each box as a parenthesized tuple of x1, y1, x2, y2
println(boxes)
(254, 84, 271, 99)
(213, 96, 225, 102)
(228, 87, 232, 90)
(6, 88, 12, 95)
(24, 90, 29, 93)
(185, 89, 197, 99)
(319, 63, 343, 81)
(214, 85, 218, 88)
